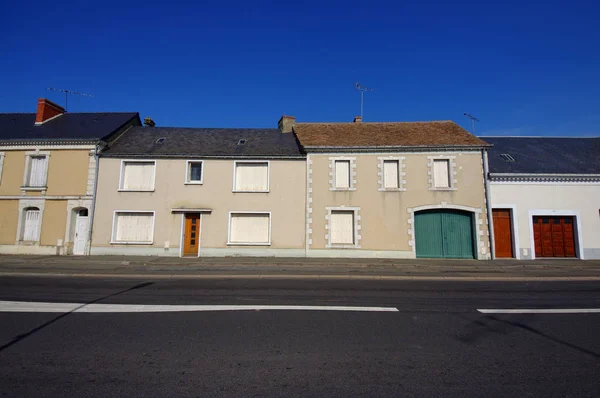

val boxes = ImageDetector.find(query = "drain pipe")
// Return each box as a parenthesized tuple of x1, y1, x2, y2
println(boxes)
(483, 148, 495, 260)
(86, 144, 101, 256)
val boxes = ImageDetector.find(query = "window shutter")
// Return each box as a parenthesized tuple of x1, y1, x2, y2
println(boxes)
(433, 159, 450, 188)
(23, 209, 41, 241)
(335, 160, 350, 188)
(29, 156, 47, 187)
(123, 162, 155, 190)
(235, 163, 268, 191)
(383, 160, 399, 189)
(230, 214, 269, 243)
(330, 211, 354, 244)
(115, 213, 153, 242)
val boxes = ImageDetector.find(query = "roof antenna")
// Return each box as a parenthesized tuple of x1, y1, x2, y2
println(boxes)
(464, 112, 480, 134)
(46, 88, 94, 112)
(355, 82, 375, 121)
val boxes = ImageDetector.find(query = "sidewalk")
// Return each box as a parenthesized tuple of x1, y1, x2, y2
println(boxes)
(1, 255, 600, 280)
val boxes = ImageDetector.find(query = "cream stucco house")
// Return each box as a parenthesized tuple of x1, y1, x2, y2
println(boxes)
(483, 136, 600, 260)
(288, 116, 493, 259)
(0, 98, 140, 255)
(91, 125, 306, 256)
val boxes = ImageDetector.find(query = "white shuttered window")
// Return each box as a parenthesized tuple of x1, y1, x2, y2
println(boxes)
(28, 156, 48, 187)
(23, 208, 41, 241)
(121, 161, 155, 191)
(433, 159, 450, 188)
(113, 212, 154, 243)
(229, 213, 270, 244)
(330, 211, 354, 245)
(234, 162, 268, 191)
(383, 160, 399, 189)
(334, 160, 350, 189)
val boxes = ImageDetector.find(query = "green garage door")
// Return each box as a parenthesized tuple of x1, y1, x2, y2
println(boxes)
(414, 210, 475, 259)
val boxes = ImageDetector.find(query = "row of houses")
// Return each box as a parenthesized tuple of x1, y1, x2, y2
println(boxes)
(1, 98, 598, 260)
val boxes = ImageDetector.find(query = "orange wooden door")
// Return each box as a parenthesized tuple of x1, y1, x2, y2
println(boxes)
(493, 209, 513, 258)
(183, 214, 200, 256)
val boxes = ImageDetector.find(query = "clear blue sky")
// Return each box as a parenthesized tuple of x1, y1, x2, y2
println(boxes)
(2, 0, 599, 136)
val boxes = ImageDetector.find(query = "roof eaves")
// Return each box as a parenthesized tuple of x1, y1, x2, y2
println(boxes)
(100, 153, 306, 159)
(302, 144, 490, 152)
(0, 138, 99, 146)
(489, 173, 600, 183)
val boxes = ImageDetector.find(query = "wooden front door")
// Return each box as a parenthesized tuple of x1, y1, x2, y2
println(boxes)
(533, 216, 576, 258)
(183, 214, 200, 256)
(493, 209, 513, 258)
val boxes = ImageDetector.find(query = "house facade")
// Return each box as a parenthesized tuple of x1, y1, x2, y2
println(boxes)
(484, 137, 600, 260)
(290, 117, 493, 259)
(0, 99, 140, 255)
(91, 125, 306, 256)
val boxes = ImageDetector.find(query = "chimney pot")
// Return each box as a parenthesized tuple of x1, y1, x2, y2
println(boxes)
(144, 117, 156, 127)
(278, 115, 296, 133)
(35, 98, 65, 125)
(353, 116, 362, 123)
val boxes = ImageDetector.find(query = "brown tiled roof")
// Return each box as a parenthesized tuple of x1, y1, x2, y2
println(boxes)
(292, 120, 489, 148)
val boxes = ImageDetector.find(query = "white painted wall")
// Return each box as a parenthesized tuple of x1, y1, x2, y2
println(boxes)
(490, 183, 600, 259)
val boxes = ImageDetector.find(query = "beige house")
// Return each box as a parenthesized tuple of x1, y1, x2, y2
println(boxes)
(91, 125, 306, 256)
(288, 116, 493, 259)
(0, 98, 140, 255)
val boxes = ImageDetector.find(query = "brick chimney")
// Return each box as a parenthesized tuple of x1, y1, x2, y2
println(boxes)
(35, 98, 65, 125)
(353, 116, 362, 123)
(278, 115, 296, 133)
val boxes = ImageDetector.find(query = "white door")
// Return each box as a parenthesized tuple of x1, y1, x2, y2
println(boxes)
(73, 216, 89, 255)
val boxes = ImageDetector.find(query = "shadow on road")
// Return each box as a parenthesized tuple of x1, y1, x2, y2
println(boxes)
(0, 281, 154, 353)
(456, 314, 600, 359)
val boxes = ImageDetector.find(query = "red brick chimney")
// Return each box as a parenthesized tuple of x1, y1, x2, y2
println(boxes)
(35, 98, 65, 125)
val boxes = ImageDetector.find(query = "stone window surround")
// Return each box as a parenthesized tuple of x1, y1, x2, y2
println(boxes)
(16, 198, 46, 244)
(377, 156, 407, 191)
(22, 150, 51, 195)
(0, 152, 4, 184)
(329, 156, 357, 191)
(427, 155, 457, 191)
(325, 206, 362, 249)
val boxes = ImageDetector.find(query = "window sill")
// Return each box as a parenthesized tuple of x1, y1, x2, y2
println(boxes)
(117, 189, 155, 192)
(227, 242, 271, 246)
(17, 241, 39, 246)
(429, 187, 457, 191)
(109, 241, 154, 245)
(232, 190, 270, 193)
(21, 186, 46, 191)
(378, 188, 407, 192)
(184, 181, 203, 185)
(329, 188, 357, 192)
(326, 244, 361, 249)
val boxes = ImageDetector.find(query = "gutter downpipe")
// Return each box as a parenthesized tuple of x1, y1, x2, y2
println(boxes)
(86, 144, 101, 256)
(483, 149, 495, 260)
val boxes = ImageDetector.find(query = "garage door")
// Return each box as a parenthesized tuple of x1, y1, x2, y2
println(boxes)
(533, 216, 576, 258)
(414, 210, 475, 259)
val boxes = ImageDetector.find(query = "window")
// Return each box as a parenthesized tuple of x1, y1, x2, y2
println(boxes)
(228, 213, 270, 245)
(383, 160, 400, 189)
(185, 161, 203, 184)
(330, 210, 355, 245)
(334, 160, 351, 189)
(22, 208, 41, 241)
(26, 156, 48, 187)
(112, 212, 154, 244)
(433, 159, 450, 188)
(234, 162, 269, 192)
(120, 161, 156, 191)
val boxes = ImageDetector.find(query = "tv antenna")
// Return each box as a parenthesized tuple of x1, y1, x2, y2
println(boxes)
(464, 112, 480, 134)
(355, 82, 375, 120)
(46, 88, 94, 112)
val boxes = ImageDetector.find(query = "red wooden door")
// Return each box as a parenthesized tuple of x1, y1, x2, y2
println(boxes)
(532, 216, 576, 258)
(493, 209, 513, 258)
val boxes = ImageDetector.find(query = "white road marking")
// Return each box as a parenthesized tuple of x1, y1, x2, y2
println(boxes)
(478, 308, 600, 314)
(0, 301, 398, 313)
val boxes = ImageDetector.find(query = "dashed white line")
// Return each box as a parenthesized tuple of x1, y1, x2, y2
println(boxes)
(478, 308, 600, 314)
(0, 301, 399, 313)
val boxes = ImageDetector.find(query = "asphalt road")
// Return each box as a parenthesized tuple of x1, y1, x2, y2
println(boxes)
(1, 276, 599, 397)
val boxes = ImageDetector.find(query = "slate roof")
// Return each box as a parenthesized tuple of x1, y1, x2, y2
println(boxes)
(293, 121, 489, 148)
(0, 112, 140, 143)
(482, 136, 600, 174)
(102, 127, 304, 158)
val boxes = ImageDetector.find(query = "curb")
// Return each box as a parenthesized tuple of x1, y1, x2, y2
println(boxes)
(1, 272, 600, 281)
